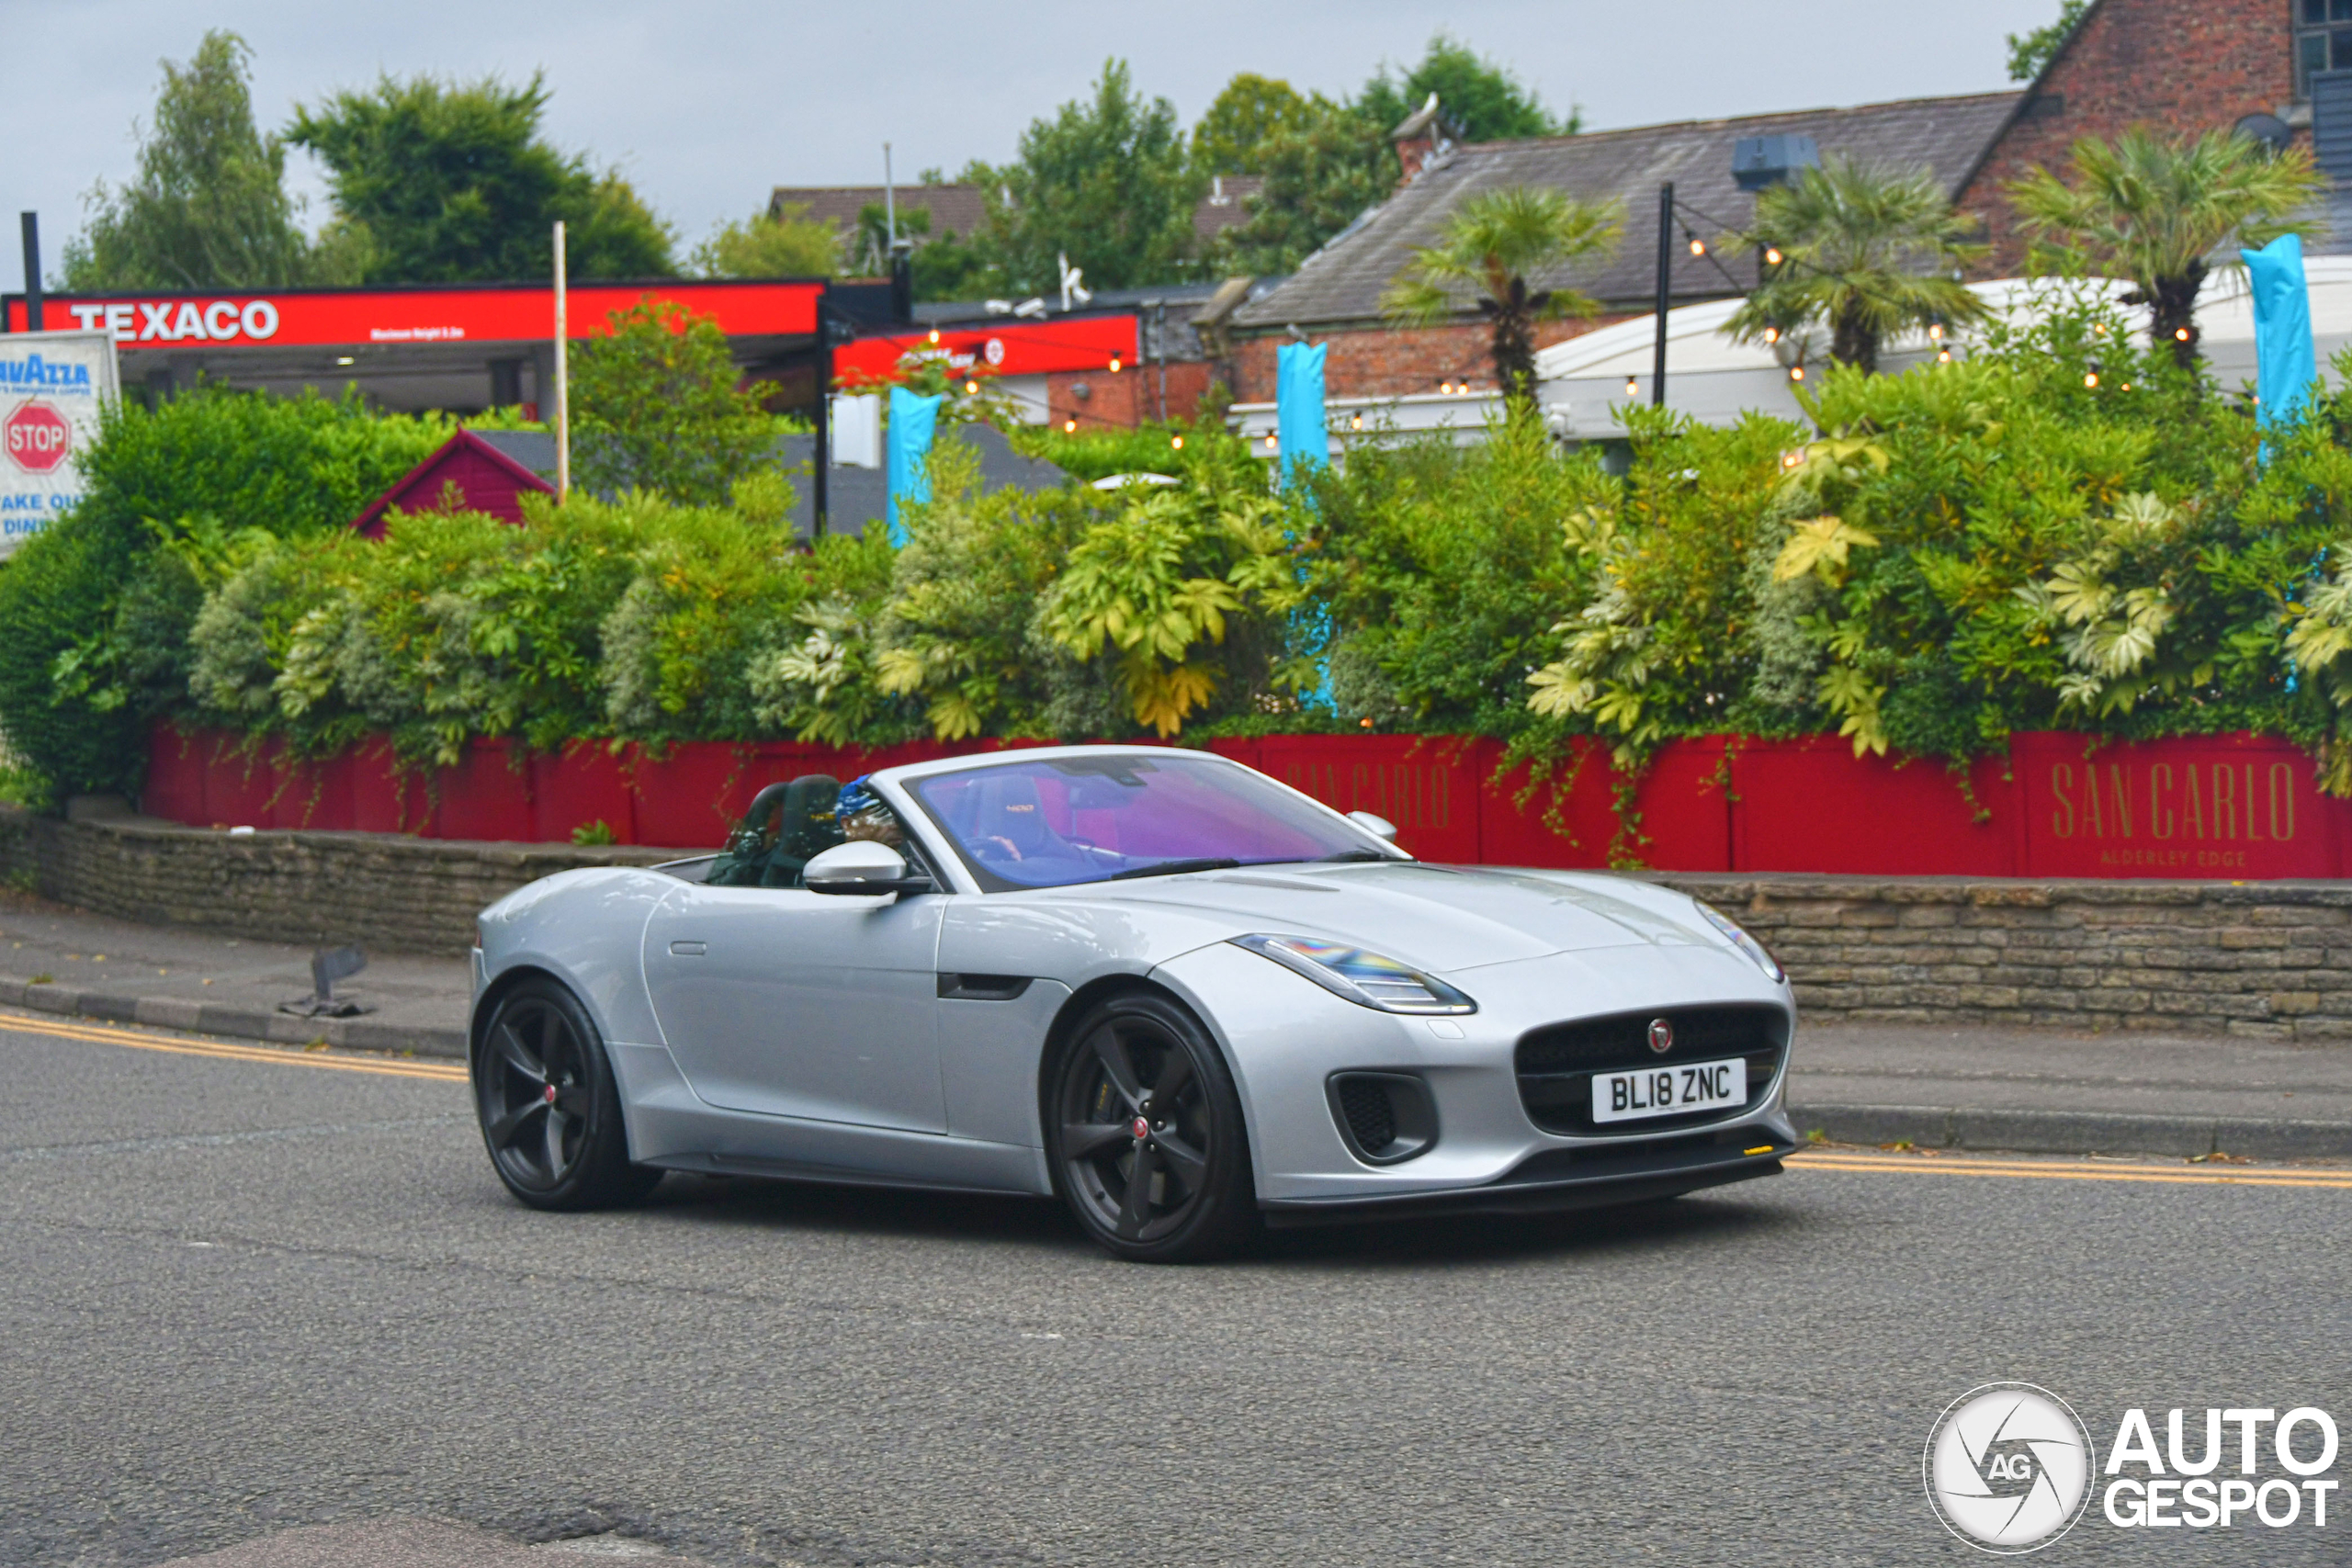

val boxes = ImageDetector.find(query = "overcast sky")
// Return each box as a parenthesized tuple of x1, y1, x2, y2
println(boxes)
(6, 0, 2061, 293)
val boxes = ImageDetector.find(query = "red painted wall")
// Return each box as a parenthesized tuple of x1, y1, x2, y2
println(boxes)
(141, 726, 2352, 880)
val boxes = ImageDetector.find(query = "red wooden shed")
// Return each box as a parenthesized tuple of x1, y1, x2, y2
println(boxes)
(351, 428, 554, 537)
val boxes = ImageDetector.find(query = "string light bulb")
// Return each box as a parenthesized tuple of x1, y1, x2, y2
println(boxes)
(2084, 371, 2100, 389)
(1928, 323, 1944, 342)
(1937, 347, 1953, 364)
(1624, 376, 1639, 396)
(1764, 326, 1781, 344)
(1439, 379, 1454, 394)
(2176, 326, 2193, 342)
(1789, 365, 1805, 382)
(964, 379, 978, 395)
(1264, 432, 1278, 449)
(1764, 246, 1783, 266)
(1170, 434, 1184, 450)
(928, 329, 940, 344)
(1065, 418, 1079, 433)
(1687, 236, 1706, 257)
(1350, 412, 1364, 430)
(2120, 381, 2132, 391)
(1108, 355, 1121, 372)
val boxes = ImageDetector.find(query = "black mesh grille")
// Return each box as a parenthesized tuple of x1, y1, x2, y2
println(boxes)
(1515, 1004, 1786, 1136)
(1337, 1077, 1398, 1154)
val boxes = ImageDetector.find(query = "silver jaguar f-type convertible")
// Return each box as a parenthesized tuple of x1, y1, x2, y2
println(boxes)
(469, 745, 1802, 1261)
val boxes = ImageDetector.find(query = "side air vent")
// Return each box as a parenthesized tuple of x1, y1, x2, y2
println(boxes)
(1328, 1072, 1439, 1165)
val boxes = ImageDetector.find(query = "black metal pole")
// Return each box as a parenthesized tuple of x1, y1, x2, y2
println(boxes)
(809, 285, 831, 541)
(1651, 183, 1672, 408)
(21, 212, 43, 333)
(812, 344, 830, 541)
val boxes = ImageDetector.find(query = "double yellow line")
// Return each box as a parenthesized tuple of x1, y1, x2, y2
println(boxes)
(1792, 1148, 2352, 1191)
(0, 1008, 469, 1083)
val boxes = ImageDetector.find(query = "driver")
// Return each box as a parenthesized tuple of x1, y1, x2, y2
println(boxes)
(836, 777, 906, 849)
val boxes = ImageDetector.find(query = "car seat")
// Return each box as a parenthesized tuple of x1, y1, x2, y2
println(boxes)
(707, 774, 842, 887)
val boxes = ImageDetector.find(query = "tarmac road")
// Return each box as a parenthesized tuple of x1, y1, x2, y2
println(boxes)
(3, 1006, 2347, 1568)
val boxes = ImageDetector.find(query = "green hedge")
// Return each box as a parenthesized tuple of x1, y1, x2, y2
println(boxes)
(0, 387, 448, 806)
(9, 289, 2352, 809)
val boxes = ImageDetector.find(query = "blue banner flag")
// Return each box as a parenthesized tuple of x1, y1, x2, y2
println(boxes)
(1275, 340, 1329, 488)
(886, 386, 943, 541)
(2243, 232, 2316, 430)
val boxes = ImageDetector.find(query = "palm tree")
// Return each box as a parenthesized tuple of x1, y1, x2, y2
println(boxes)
(1382, 186, 1621, 403)
(1722, 156, 1989, 375)
(2009, 128, 2324, 369)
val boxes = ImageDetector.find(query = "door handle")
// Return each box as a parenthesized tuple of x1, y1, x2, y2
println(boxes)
(668, 941, 707, 956)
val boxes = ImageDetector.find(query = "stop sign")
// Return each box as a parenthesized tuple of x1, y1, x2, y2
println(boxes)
(5, 400, 73, 474)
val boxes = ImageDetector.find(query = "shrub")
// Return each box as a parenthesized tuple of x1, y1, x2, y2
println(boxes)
(0, 386, 444, 803)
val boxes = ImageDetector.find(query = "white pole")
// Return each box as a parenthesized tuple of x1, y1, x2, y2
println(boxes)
(553, 219, 570, 502)
(883, 141, 897, 266)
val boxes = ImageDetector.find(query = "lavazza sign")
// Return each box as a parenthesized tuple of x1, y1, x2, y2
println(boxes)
(0, 329, 119, 562)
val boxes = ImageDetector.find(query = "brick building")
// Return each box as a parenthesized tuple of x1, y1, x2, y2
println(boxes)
(1954, 0, 2306, 269)
(1221, 0, 2318, 405)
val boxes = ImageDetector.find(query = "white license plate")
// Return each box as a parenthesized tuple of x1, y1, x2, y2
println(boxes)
(1591, 1056, 1748, 1123)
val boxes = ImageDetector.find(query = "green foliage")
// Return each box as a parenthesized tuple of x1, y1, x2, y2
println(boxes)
(1007, 420, 1204, 483)
(1382, 186, 1621, 400)
(874, 442, 1105, 740)
(0, 389, 447, 803)
(1723, 156, 1988, 374)
(1209, 98, 1394, 276)
(1356, 34, 1574, 142)
(968, 60, 1203, 293)
(690, 201, 840, 278)
(570, 301, 782, 505)
(63, 31, 356, 290)
(2010, 129, 2324, 367)
(2007, 0, 2093, 81)
(288, 71, 674, 283)
(1190, 74, 1318, 175)
(1305, 411, 1605, 741)
(1041, 439, 1307, 736)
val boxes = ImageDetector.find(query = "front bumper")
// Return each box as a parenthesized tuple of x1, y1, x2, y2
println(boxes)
(1151, 939, 1798, 1207)
(1259, 1125, 1802, 1227)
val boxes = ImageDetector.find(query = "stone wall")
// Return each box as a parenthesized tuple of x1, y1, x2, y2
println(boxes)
(0, 807, 681, 956)
(1671, 873, 2352, 1042)
(6, 806, 2350, 1037)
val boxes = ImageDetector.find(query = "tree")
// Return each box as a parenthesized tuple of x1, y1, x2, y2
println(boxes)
(690, 202, 840, 278)
(969, 60, 1202, 293)
(63, 31, 354, 291)
(570, 301, 776, 506)
(2007, 0, 2092, 82)
(2009, 128, 2325, 368)
(288, 73, 674, 283)
(1190, 73, 1317, 175)
(1721, 157, 1988, 374)
(1381, 186, 1621, 401)
(1210, 98, 1392, 276)
(1357, 34, 1574, 144)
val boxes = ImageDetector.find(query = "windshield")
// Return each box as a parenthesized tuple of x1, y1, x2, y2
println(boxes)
(906, 753, 1385, 890)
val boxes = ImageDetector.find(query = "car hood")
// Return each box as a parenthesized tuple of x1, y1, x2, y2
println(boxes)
(1013, 862, 1718, 974)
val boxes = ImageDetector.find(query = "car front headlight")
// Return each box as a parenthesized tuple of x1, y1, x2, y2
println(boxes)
(1695, 901, 1784, 983)
(1231, 933, 1476, 1015)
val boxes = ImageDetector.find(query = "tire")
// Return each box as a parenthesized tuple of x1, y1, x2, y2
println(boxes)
(1046, 990, 1258, 1263)
(473, 976, 661, 1212)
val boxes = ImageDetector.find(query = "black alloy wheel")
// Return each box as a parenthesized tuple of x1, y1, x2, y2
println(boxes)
(1048, 991, 1256, 1263)
(473, 977, 660, 1211)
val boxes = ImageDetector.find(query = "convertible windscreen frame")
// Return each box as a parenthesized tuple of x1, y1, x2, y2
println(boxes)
(899, 752, 1395, 894)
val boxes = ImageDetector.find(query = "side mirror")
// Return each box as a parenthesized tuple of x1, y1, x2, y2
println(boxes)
(805, 840, 933, 895)
(1347, 810, 1399, 843)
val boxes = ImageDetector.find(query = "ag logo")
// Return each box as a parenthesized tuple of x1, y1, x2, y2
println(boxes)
(1925, 1382, 2096, 1553)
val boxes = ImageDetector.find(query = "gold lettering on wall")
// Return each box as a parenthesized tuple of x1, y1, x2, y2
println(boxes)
(2211, 765, 2236, 840)
(2051, 762, 2075, 838)
(2151, 763, 2176, 840)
